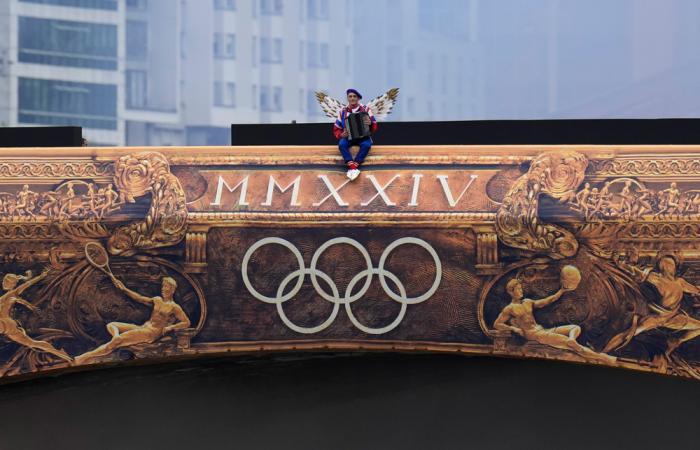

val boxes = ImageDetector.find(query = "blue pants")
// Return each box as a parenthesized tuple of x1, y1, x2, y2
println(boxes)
(339, 137, 372, 164)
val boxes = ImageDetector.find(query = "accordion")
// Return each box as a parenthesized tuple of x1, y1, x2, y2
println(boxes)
(345, 112, 371, 140)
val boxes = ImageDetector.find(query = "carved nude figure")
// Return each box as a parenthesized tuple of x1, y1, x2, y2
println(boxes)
(14, 185, 36, 218)
(573, 182, 591, 216)
(99, 184, 121, 218)
(494, 270, 615, 364)
(605, 255, 700, 357)
(0, 269, 72, 363)
(655, 182, 682, 219)
(75, 275, 191, 365)
(632, 187, 654, 218)
(618, 180, 634, 219)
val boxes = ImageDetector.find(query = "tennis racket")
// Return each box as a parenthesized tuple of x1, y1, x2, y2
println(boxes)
(84, 241, 115, 279)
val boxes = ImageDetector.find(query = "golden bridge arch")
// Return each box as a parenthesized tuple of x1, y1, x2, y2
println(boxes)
(2, 144, 700, 381)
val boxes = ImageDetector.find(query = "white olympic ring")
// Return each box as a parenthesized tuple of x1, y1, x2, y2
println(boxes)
(241, 237, 442, 335)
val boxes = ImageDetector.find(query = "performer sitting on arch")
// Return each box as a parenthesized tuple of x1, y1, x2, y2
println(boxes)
(315, 87, 399, 181)
(334, 89, 377, 181)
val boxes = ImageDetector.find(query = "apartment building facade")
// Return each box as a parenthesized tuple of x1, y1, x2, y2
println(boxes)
(181, 0, 353, 144)
(0, 0, 356, 145)
(0, 0, 125, 145)
(0, 0, 481, 145)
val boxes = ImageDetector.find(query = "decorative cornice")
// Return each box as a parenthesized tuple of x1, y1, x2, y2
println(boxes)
(590, 158, 700, 177)
(187, 211, 496, 226)
(0, 161, 112, 180)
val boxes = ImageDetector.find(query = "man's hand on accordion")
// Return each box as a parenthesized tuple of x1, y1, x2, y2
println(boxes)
(362, 116, 371, 126)
(341, 128, 349, 138)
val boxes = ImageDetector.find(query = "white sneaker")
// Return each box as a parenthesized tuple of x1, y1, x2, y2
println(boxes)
(346, 168, 361, 180)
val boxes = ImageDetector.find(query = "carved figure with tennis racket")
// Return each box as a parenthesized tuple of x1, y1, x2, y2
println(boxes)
(76, 242, 191, 365)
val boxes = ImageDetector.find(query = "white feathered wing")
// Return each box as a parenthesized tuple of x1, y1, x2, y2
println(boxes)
(314, 91, 344, 119)
(366, 88, 400, 120)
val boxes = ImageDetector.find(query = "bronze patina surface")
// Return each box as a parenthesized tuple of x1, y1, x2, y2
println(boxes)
(3, 145, 700, 380)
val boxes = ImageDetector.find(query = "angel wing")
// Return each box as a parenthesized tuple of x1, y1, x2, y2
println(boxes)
(315, 91, 344, 119)
(366, 88, 399, 120)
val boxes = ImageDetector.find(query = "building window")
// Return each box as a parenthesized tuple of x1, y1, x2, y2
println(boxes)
(214, 81, 236, 107)
(213, 0, 235, 10)
(126, 20, 148, 61)
(299, 88, 304, 113)
(260, 37, 282, 63)
(272, 87, 282, 112)
(251, 37, 257, 67)
(319, 43, 329, 68)
(126, 0, 148, 10)
(18, 77, 117, 130)
(307, 0, 329, 19)
(126, 70, 147, 109)
(19, 0, 118, 10)
(306, 42, 317, 68)
(19, 17, 117, 70)
(227, 83, 237, 108)
(260, 85, 270, 111)
(305, 42, 328, 68)
(319, 0, 329, 19)
(0, 49, 9, 77)
(226, 34, 236, 58)
(260, 0, 283, 15)
(259, 86, 282, 112)
(214, 33, 235, 59)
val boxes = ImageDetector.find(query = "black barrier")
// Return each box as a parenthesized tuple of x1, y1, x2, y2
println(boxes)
(232, 118, 700, 146)
(0, 126, 83, 147)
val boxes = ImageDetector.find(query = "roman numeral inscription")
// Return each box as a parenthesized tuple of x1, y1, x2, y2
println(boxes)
(193, 169, 496, 212)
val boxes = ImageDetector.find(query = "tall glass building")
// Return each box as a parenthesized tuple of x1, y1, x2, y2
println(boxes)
(0, 0, 123, 144)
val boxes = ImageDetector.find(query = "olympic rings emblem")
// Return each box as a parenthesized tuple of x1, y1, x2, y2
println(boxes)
(241, 237, 442, 335)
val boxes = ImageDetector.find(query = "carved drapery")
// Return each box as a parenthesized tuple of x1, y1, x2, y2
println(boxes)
(495, 151, 587, 259)
(108, 152, 188, 256)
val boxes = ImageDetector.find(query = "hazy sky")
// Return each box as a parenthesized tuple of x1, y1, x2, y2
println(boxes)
(3, 0, 699, 147)
(354, 0, 700, 120)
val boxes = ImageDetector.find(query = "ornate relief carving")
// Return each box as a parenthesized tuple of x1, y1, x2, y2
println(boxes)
(7, 145, 700, 381)
(491, 149, 700, 379)
(185, 232, 207, 272)
(0, 161, 112, 179)
(0, 223, 61, 240)
(108, 152, 188, 256)
(566, 178, 700, 222)
(475, 228, 501, 275)
(0, 181, 122, 222)
(591, 158, 700, 177)
(622, 222, 700, 239)
(188, 211, 496, 224)
(496, 151, 587, 259)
